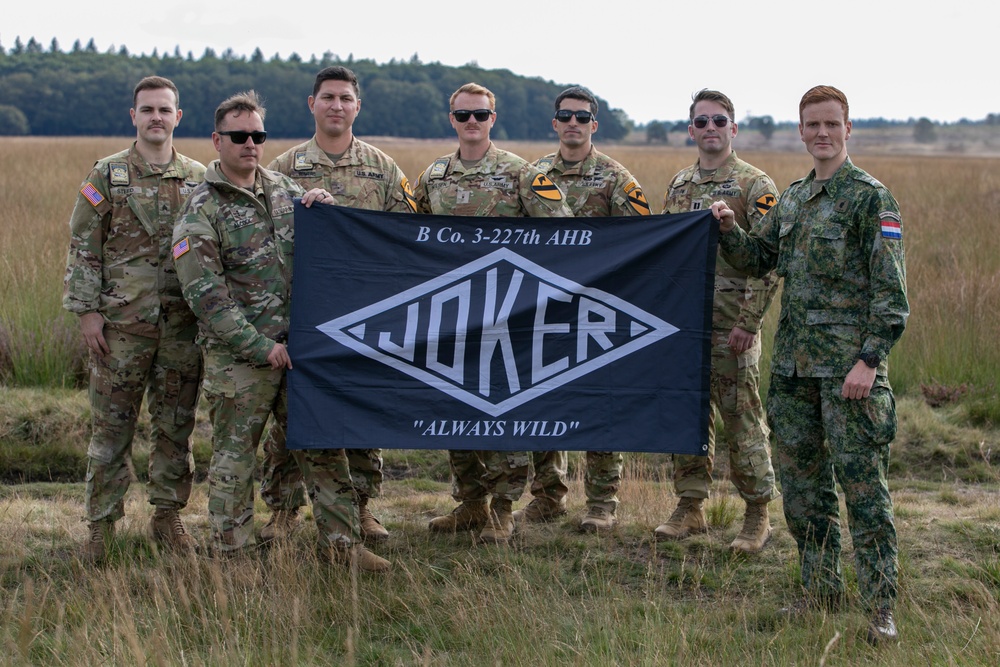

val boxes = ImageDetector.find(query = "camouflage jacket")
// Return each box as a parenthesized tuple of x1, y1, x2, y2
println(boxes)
(171, 161, 303, 365)
(413, 142, 572, 217)
(719, 157, 908, 377)
(533, 147, 650, 217)
(267, 135, 416, 212)
(62, 143, 205, 338)
(663, 151, 779, 334)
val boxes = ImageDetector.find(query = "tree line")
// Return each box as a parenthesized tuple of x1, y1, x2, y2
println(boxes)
(0, 39, 632, 140)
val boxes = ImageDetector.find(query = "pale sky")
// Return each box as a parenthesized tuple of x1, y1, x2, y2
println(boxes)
(4, 0, 997, 124)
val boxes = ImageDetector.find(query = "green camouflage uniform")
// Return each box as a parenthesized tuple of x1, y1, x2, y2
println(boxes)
(662, 151, 779, 504)
(527, 146, 651, 512)
(172, 162, 359, 551)
(719, 156, 908, 611)
(63, 143, 205, 523)
(260, 136, 417, 513)
(413, 142, 573, 503)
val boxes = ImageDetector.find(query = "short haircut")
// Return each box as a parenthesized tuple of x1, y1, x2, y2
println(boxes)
(214, 90, 266, 130)
(313, 65, 360, 99)
(450, 83, 495, 111)
(799, 85, 849, 122)
(133, 75, 179, 107)
(689, 89, 735, 121)
(554, 86, 598, 116)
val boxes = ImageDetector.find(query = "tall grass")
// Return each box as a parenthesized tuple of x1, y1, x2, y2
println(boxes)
(2, 136, 998, 407)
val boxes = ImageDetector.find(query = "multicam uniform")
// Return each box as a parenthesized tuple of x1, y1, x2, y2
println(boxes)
(719, 156, 908, 611)
(260, 136, 417, 514)
(172, 162, 359, 551)
(63, 143, 204, 523)
(413, 142, 572, 505)
(662, 151, 779, 504)
(528, 147, 651, 514)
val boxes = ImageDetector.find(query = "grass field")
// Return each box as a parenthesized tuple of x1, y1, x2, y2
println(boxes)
(1, 134, 999, 665)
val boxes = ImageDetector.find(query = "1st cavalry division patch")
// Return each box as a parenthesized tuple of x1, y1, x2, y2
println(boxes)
(755, 193, 777, 216)
(531, 173, 563, 201)
(624, 181, 651, 215)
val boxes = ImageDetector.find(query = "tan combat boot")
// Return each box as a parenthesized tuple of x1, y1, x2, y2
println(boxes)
(511, 496, 567, 523)
(149, 508, 199, 555)
(261, 509, 302, 542)
(81, 519, 115, 564)
(479, 498, 515, 543)
(654, 497, 708, 541)
(579, 505, 617, 533)
(358, 497, 389, 543)
(329, 544, 391, 573)
(729, 502, 772, 553)
(428, 500, 489, 533)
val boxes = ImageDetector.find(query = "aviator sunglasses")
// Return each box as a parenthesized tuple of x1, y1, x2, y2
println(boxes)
(692, 115, 731, 129)
(451, 109, 493, 123)
(218, 130, 268, 144)
(554, 109, 594, 123)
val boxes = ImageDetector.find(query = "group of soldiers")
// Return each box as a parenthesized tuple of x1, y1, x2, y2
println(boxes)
(63, 68, 907, 645)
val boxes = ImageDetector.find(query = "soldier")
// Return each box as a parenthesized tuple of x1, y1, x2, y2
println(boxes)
(260, 65, 417, 545)
(711, 85, 907, 644)
(64, 76, 204, 562)
(656, 89, 780, 554)
(172, 90, 388, 571)
(514, 85, 650, 532)
(413, 82, 573, 543)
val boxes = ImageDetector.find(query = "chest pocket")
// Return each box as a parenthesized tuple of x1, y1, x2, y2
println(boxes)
(776, 219, 796, 278)
(807, 223, 848, 278)
(219, 209, 267, 268)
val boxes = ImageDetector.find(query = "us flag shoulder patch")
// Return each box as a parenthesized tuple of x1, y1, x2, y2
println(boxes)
(172, 237, 191, 259)
(755, 193, 777, 216)
(531, 173, 563, 201)
(880, 211, 902, 239)
(81, 183, 105, 207)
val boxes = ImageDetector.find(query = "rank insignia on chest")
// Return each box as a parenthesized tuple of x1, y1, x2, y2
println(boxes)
(834, 199, 850, 212)
(293, 153, 312, 171)
(109, 162, 130, 186)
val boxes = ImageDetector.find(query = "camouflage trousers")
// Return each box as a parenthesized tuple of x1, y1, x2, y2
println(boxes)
(528, 451, 622, 511)
(448, 449, 530, 502)
(673, 330, 777, 503)
(202, 349, 360, 551)
(84, 325, 201, 523)
(768, 374, 899, 611)
(260, 423, 383, 510)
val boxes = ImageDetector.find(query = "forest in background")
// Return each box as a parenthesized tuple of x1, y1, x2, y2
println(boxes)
(0, 38, 632, 140)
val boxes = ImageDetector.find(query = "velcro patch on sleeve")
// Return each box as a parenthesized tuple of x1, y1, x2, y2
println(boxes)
(80, 182, 105, 207)
(172, 237, 191, 259)
(755, 193, 777, 216)
(624, 181, 651, 215)
(531, 173, 563, 201)
(880, 211, 902, 239)
(401, 177, 417, 213)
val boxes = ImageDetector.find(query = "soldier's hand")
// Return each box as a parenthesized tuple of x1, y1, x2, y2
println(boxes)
(842, 360, 876, 400)
(302, 188, 332, 207)
(267, 342, 293, 370)
(79, 312, 110, 356)
(710, 201, 736, 233)
(728, 326, 756, 354)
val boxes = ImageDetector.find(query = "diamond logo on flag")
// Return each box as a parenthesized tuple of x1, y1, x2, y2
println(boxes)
(317, 248, 677, 417)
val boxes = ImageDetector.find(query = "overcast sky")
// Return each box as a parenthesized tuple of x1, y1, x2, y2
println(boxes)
(5, 0, 997, 124)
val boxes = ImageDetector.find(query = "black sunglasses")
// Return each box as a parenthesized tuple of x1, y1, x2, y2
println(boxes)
(692, 115, 730, 129)
(554, 109, 594, 123)
(452, 109, 493, 123)
(218, 130, 268, 144)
